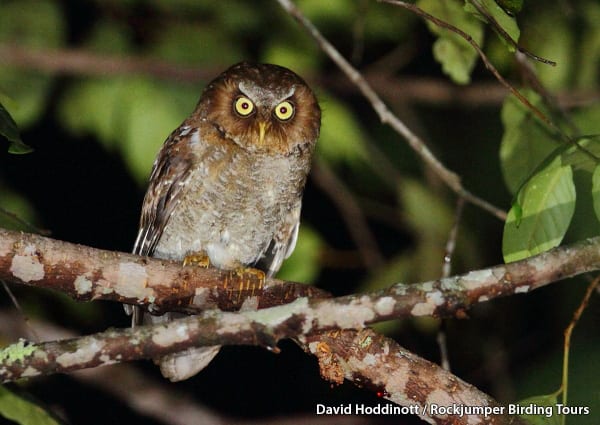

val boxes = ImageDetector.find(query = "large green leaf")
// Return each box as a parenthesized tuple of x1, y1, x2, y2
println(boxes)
(418, 0, 484, 84)
(315, 93, 368, 166)
(0, 103, 32, 154)
(515, 394, 560, 425)
(464, 0, 520, 50)
(499, 91, 560, 194)
(522, 8, 573, 90)
(592, 165, 600, 223)
(0, 0, 65, 127)
(0, 385, 61, 425)
(503, 158, 576, 262)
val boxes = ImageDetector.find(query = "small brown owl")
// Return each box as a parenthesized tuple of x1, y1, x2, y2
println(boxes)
(129, 62, 321, 381)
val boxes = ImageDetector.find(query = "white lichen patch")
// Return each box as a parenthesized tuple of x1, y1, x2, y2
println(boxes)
(74, 275, 93, 295)
(477, 295, 489, 303)
(152, 323, 190, 346)
(410, 291, 444, 316)
(374, 296, 395, 316)
(362, 353, 378, 366)
(21, 366, 41, 378)
(10, 244, 44, 283)
(192, 287, 210, 307)
(240, 296, 259, 311)
(310, 296, 375, 332)
(56, 338, 105, 367)
(420, 281, 434, 292)
(384, 362, 410, 396)
(104, 262, 155, 300)
(244, 297, 309, 329)
(515, 285, 530, 294)
(217, 313, 252, 334)
(461, 269, 494, 290)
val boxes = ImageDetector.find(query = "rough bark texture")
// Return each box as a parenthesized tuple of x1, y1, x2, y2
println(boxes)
(2, 228, 598, 424)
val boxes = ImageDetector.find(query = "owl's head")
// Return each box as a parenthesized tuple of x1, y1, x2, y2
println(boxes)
(196, 62, 321, 155)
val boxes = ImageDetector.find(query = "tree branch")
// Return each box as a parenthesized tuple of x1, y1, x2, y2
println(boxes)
(303, 329, 527, 425)
(0, 228, 327, 315)
(2, 228, 599, 329)
(2, 228, 597, 423)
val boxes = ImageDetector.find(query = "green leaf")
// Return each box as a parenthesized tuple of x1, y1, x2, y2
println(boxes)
(0, 0, 65, 127)
(464, 0, 520, 49)
(418, 0, 484, 84)
(315, 94, 368, 166)
(0, 385, 61, 425)
(59, 77, 198, 183)
(499, 90, 560, 194)
(503, 158, 576, 262)
(119, 80, 196, 183)
(592, 165, 600, 223)
(515, 394, 560, 425)
(0, 103, 32, 154)
(276, 226, 323, 284)
(495, 0, 523, 16)
(523, 8, 573, 90)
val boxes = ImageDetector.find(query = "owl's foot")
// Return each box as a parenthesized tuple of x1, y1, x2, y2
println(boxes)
(183, 251, 211, 268)
(225, 266, 266, 303)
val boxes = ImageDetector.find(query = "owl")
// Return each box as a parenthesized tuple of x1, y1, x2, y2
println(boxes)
(129, 62, 321, 381)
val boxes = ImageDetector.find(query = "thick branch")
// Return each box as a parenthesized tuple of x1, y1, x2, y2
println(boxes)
(303, 329, 526, 425)
(0, 228, 327, 314)
(0, 311, 525, 424)
(1, 228, 599, 324)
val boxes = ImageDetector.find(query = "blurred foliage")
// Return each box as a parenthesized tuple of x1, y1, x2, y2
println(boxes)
(0, 0, 599, 423)
(0, 386, 61, 425)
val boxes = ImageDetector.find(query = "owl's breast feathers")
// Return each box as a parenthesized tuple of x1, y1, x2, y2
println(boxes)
(148, 122, 309, 273)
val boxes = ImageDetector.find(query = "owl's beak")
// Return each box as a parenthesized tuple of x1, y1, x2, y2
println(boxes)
(257, 121, 270, 146)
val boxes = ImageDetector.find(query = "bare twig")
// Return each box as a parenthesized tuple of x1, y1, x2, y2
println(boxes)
(559, 275, 600, 415)
(311, 161, 385, 269)
(442, 197, 465, 278)
(466, 0, 556, 66)
(378, 0, 559, 137)
(275, 0, 507, 221)
(0, 43, 219, 82)
(3, 43, 598, 109)
(1, 280, 40, 341)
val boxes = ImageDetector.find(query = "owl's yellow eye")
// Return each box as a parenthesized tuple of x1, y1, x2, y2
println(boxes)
(234, 96, 255, 117)
(274, 101, 294, 121)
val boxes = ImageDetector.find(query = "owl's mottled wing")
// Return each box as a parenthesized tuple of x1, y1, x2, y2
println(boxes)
(127, 127, 195, 323)
(257, 202, 301, 277)
(133, 128, 195, 257)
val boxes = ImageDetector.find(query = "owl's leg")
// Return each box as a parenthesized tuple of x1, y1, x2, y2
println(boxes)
(183, 251, 211, 268)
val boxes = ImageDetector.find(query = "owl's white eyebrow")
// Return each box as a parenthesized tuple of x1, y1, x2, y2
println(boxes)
(238, 82, 296, 103)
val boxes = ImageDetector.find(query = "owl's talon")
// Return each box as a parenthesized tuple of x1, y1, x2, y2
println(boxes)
(234, 267, 265, 287)
(228, 267, 266, 302)
(183, 252, 211, 268)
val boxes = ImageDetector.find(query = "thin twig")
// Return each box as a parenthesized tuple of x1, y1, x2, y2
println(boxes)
(467, 0, 556, 66)
(442, 197, 464, 279)
(1, 280, 40, 341)
(311, 161, 385, 269)
(276, 0, 507, 221)
(0, 43, 220, 83)
(560, 275, 600, 420)
(378, 0, 567, 144)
